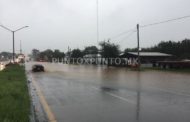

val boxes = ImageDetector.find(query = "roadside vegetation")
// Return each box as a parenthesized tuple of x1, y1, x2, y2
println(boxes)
(126, 39, 190, 59)
(31, 39, 190, 62)
(0, 64, 30, 122)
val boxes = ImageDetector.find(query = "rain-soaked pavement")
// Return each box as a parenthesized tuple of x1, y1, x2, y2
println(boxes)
(26, 62, 190, 122)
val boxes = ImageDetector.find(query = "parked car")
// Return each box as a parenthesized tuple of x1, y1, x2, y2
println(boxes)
(32, 64, 45, 72)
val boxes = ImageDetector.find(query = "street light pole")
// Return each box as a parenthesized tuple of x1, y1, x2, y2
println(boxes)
(13, 31, 15, 62)
(137, 24, 141, 71)
(97, 0, 99, 43)
(20, 40, 22, 54)
(0, 25, 28, 63)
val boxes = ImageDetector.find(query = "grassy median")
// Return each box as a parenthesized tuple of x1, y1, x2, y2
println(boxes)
(0, 64, 30, 122)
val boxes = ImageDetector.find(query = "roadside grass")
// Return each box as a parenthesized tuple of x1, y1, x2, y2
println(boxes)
(142, 67, 190, 73)
(0, 64, 30, 122)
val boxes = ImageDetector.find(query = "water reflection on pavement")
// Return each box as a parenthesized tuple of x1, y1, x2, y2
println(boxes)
(26, 62, 190, 122)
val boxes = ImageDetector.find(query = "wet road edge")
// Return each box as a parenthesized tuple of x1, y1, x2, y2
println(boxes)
(26, 71, 48, 122)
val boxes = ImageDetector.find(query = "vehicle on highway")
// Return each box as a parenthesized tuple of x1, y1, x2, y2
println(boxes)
(32, 64, 45, 72)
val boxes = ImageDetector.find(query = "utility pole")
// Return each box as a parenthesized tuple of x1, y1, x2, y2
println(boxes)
(97, 0, 99, 43)
(137, 24, 141, 70)
(20, 40, 22, 54)
(68, 46, 71, 58)
(13, 32, 15, 61)
(68, 46, 69, 58)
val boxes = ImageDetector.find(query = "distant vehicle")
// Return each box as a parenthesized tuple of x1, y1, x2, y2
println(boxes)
(32, 64, 45, 72)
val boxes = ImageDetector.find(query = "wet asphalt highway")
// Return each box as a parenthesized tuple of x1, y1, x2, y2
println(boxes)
(26, 62, 190, 122)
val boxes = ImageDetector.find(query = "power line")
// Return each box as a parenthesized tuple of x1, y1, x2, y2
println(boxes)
(111, 28, 136, 40)
(141, 15, 190, 28)
(117, 30, 136, 43)
(110, 15, 190, 42)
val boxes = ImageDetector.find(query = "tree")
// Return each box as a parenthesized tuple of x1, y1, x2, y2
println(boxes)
(99, 41, 120, 66)
(124, 48, 137, 53)
(0, 52, 12, 60)
(71, 49, 83, 58)
(39, 49, 53, 62)
(99, 41, 120, 58)
(124, 39, 190, 59)
(32, 49, 40, 61)
(31, 49, 65, 62)
(53, 49, 65, 60)
(83, 46, 98, 55)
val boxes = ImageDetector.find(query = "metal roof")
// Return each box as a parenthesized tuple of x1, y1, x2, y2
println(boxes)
(126, 52, 172, 57)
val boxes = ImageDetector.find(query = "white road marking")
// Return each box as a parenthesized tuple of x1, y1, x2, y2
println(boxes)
(92, 87, 135, 104)
(105, 92, 135, 104)
(152, 87, 190, 97)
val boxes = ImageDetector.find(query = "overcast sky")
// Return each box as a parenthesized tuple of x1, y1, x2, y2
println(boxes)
(0, 0, 190, 53)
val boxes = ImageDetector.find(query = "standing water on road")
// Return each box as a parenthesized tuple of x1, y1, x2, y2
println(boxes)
(26, 62, 190, 122)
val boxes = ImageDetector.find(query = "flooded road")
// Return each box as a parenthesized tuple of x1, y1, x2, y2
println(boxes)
(26, 62, 190, 122)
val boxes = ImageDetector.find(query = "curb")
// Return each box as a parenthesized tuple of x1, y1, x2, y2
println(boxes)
(26, 69, 48, 122)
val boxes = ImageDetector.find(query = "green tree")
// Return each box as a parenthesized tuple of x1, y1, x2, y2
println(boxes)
(32, 49, 40, 61)
(0, 52, 12, 60)
(53, 49, 65, 60)
(71, 49, 83, 58)
(99, 41, 120, 58)
(124, 39, 190, 59)
(39, 49, 53, 62)
(99, 41, 120, 66)
(83, 46, 98, 55)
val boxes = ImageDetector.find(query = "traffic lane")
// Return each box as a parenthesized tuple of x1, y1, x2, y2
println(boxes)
(32, 73, 137, 122)
(32, 72, 190, 122)
(26, 62, 190, 122)
(27, 62, 190, 95)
